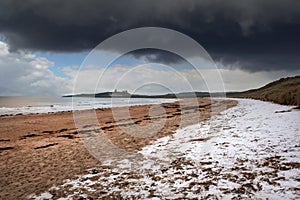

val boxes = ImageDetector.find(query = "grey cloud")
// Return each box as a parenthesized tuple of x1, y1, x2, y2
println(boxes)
(127, 49, 187, 65)
(0, 0, 300, 71)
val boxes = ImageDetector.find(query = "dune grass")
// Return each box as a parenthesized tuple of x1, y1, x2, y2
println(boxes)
(227, 76, 300, 107)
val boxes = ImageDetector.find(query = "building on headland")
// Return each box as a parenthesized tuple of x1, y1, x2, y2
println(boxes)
(111, 89, 131, 97)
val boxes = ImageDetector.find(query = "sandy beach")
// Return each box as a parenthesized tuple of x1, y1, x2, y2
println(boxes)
(0, 98, 236, 199)
(28, 98, 300, 199)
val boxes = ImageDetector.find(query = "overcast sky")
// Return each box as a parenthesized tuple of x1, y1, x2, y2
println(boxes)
(0, 0, 299, 96)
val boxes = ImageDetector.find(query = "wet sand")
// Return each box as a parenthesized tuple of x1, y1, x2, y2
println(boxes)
(0, 98, 237, 199)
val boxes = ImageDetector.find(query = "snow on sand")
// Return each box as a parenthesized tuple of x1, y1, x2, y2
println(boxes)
(30, 99, 300, 199)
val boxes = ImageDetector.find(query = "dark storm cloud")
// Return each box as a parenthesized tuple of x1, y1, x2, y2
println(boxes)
(0, 0, 300, 71)
(128, 49, 188, 65)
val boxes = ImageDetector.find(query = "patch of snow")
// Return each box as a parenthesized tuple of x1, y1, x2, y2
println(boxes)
(28, 192, 53, 200)
(29, 99, 300, 199)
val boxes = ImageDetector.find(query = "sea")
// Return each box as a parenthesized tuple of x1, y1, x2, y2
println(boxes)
(0, 96, 177, 116)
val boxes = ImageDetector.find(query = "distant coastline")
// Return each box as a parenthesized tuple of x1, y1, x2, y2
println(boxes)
(62, 89, 222, 98)
(63, 76, 300, 107)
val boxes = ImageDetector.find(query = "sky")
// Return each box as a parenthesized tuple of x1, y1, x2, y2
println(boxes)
(0, 0, 299, 96)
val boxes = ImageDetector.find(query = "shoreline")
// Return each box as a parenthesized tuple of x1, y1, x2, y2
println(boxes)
(0, 98, 178, 117)
(0, 98, 237, 199)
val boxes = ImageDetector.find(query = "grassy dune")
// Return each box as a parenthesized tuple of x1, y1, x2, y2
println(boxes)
(227, 76, 300, 107)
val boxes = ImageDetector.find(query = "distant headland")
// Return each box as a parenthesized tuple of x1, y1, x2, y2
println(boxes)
(63, 76, 300, 107)
(62, 89, 215, 98)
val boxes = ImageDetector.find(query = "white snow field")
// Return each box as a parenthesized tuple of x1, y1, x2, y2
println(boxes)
(30, 99, 300, 200)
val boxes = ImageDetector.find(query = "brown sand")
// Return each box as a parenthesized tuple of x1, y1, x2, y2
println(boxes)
(0, 98, 237, 199)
